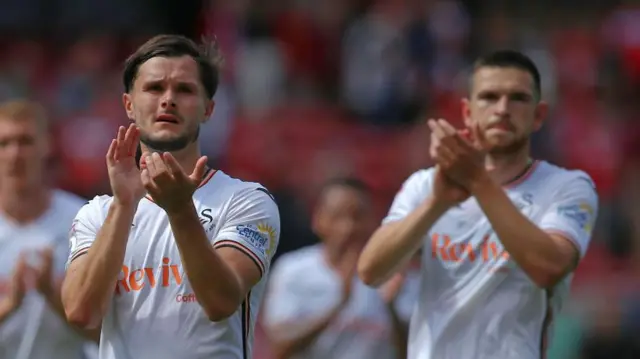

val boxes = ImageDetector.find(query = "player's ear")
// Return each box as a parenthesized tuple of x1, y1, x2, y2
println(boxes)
(202, 99, 215, 124)
(461, 97, 472, 128)
(123, 93, 134, 121)
(532, 100, 548, 131)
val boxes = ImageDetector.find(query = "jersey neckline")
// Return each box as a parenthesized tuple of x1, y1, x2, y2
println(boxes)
(503, 160, 541, 189)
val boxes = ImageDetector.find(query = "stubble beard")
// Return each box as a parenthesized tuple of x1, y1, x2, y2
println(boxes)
(139, 126, 200, 153)
(487, 134, 529, 156)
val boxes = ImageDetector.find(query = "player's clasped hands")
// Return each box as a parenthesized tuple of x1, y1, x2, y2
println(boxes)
(428, 118, 486, 187)
(31, 248, 55, 297)
(0, 254, 27, 315)
(0, 249, 57, 316)
(428, 118, 488, 205)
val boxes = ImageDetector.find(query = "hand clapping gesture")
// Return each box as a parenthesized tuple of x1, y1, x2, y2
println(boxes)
(106, 124, 145, 206)
(0, 254, 27, 317)
(140, 151, 208, 214)
(106, 124, 208, 213)
(428, 118, 487, 191)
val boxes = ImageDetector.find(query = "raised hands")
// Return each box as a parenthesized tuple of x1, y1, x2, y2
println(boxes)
(30, 248, 55, 297)
(141, 151, 208, 214)
(0, 254, 27, 317)
(428, 118, 487, 190)
(106, 124, 145, 206)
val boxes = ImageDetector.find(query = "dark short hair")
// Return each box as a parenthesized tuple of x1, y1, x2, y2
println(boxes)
(123, 34, 222, 99)
(471, 50, 542, 99)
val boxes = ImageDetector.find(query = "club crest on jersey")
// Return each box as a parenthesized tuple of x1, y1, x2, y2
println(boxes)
(236, 222, 277, 256)
(515, 193, 533, 209)
(557, 202, 594, 233)
(199, 208, 216, 233)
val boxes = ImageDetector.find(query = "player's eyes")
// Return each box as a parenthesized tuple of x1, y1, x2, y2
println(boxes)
(510, 93, 530, 102)
(479, 93, 499, 101)
(176, 86, 194, 94)
(145, 84, 163, 92)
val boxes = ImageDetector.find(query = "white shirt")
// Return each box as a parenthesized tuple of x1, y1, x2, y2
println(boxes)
(383, 161, 599, 359)
(0, 190, 89, 359)
(67, 170, 281, 359)
(263, 245, 419, 359)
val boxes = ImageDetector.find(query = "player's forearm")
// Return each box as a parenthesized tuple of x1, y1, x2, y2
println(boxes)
(470, 175, 572, 288)
(62, 201, 134, 328)
(272, 304, 345, 359)
(386, 304, 408, 359)
(167, 203, 243, 322)
(358, 197, 448, 287)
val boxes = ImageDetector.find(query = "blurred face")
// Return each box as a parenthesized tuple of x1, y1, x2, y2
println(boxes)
(123, 55, 214, 152)
(313, 186, 373, 254)
(462, 67, 547, 154)
(0, 118, 48, 190)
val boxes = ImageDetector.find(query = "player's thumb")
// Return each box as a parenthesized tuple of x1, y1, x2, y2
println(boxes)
(188, 156, 209, 184)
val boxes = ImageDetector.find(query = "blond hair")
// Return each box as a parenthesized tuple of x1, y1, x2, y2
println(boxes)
(0, 99, 48, 131)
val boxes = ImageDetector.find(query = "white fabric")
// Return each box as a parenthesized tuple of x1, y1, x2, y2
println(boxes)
(383, 161, 598, 359)
(67, 171, 280, 359)
(0, 190, 91, 359)
(263, 245, 419, 359)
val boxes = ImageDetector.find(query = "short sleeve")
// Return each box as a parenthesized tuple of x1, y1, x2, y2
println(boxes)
(213, 187, 281, 277)
(539, 174, 599, 258)
(382, 169, 433, 225)
(66, 197, 104, 267)
(261, 259, 314, 340)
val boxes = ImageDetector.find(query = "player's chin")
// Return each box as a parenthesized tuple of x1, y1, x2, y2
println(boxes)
(486, 136, 528, 154)
(149, 128, 185, 141)
(484, 129, 517, 144)
(152, 121, 183, 133)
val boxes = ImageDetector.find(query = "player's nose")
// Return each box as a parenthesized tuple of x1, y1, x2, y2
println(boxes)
(494, 96, 509, 115)
(160, 90, 177, 109)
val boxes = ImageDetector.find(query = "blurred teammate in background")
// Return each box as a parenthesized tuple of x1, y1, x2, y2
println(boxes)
(61, 35, 280, 359)
(263, 178, 418, 359)
(358, 50, 599, 359)
(0, 100, 98, 359)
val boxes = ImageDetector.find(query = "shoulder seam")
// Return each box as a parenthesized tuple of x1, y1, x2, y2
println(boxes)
(255, 187, 276, 203)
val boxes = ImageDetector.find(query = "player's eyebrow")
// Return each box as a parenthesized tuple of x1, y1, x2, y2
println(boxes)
(141, 78, 199, 90)
(476, 89, 533, 101)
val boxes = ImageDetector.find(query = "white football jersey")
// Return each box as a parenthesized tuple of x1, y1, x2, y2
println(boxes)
(67, 170, 281, 359)
(383, 160, 598, 359)
(0, 190, 90, 359)
(263, 245, 419, 359)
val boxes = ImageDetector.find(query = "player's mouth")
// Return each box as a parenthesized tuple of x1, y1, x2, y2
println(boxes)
(155, 113, 180, 124)
(487, 121, 513, 132)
